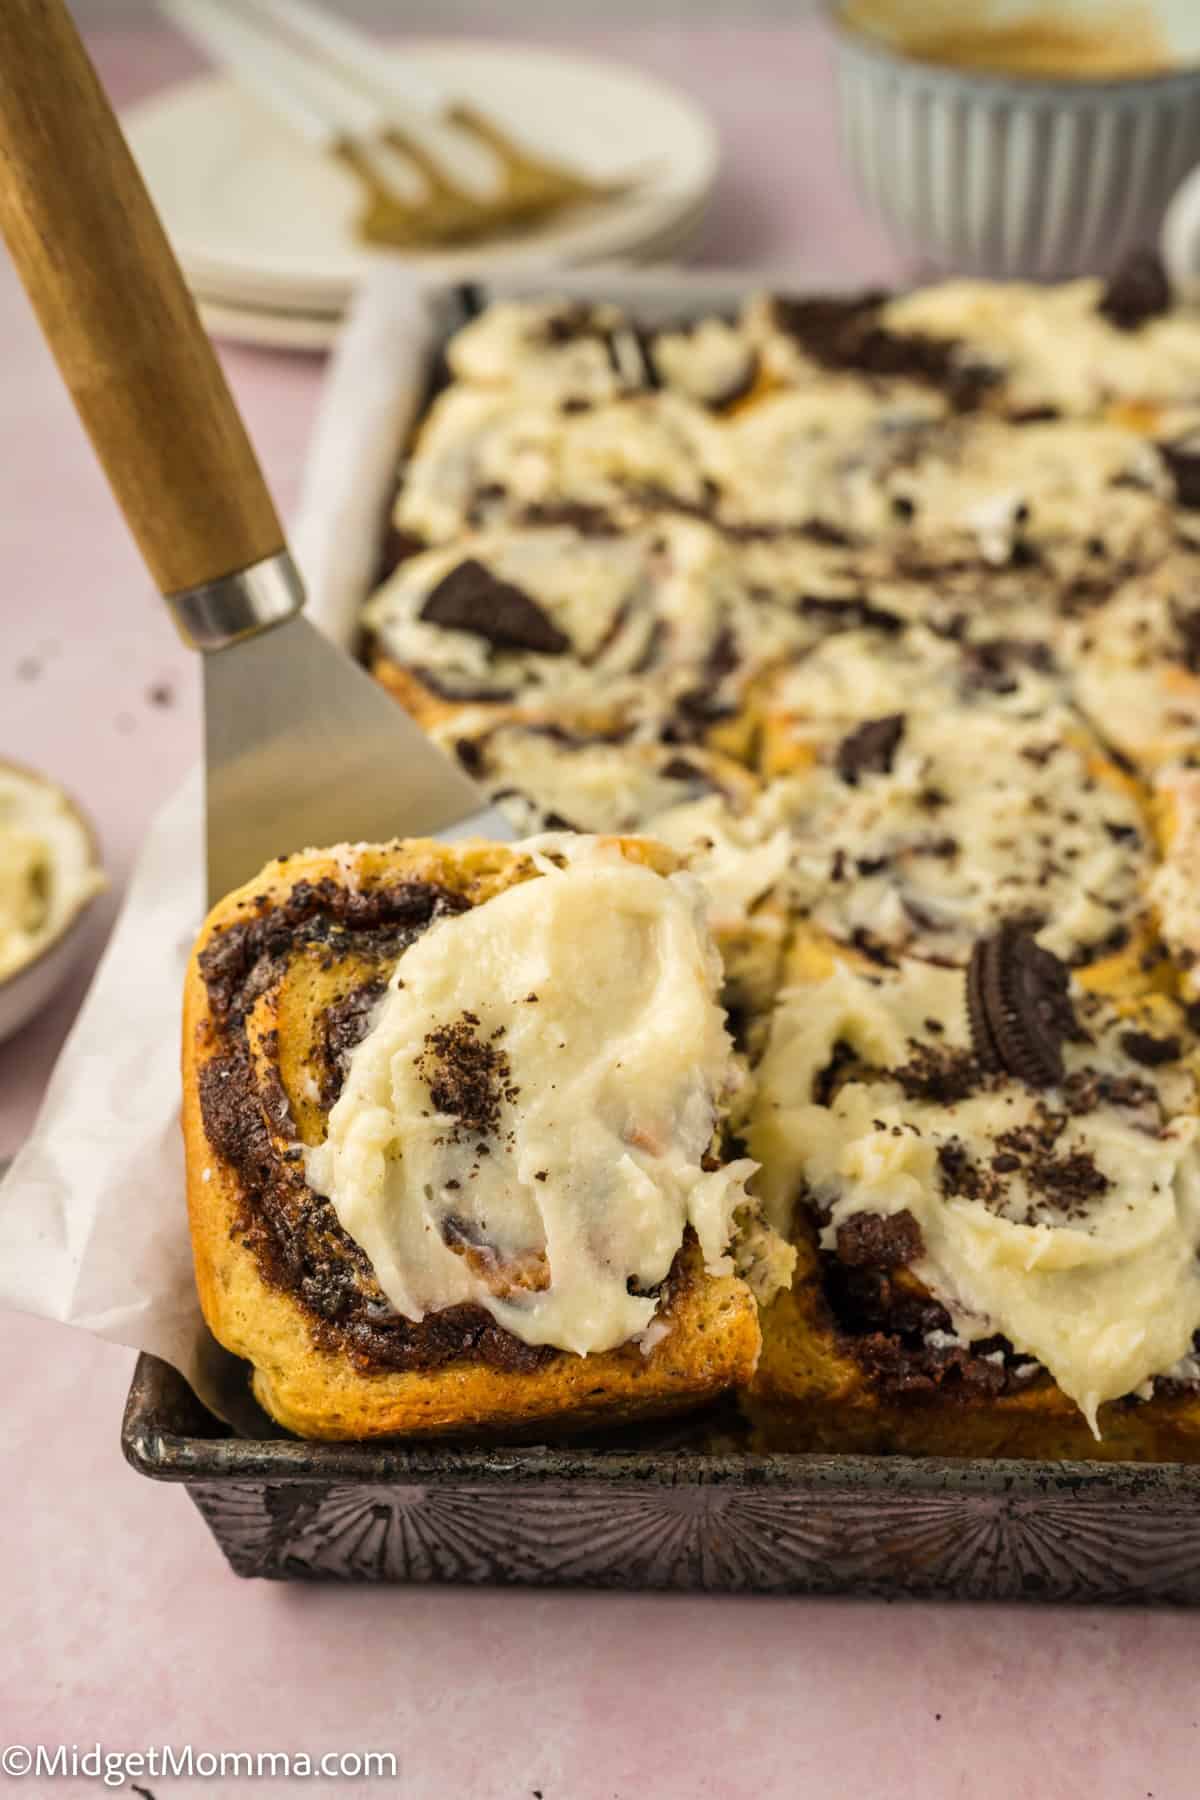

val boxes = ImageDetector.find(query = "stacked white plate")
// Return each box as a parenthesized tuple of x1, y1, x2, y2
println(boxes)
(123, 40, 719, 350)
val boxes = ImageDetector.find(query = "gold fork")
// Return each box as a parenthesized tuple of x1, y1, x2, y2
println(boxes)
(165, 0, 638, 251)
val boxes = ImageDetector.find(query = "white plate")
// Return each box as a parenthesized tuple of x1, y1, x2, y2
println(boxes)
(191, 198, 710, 316)
(197, 295, 342, 352)
(124, 40, 718, 313)
(192, 204, 712, 353)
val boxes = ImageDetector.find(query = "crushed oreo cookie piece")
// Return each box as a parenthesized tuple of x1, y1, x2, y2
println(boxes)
(453, 736, 484, 776)
(416, 1012, 520, 1143)
(420, 559, 570, 655)
(1026, 1147, 1111, 1208)
(835, 1209, 924, 1269)
(319, 977, 387, 1106)
(812, 1038, 862, 1106)
(540, 301, 607, 346)
(936, 1138, 995, 1204)
(889, 1041, 980, 1104)
(1171, 602, 1200, 675)
(658, 755, 720, 794)
(796, 594, 904, 635)
(517, 500, 621, 536)
(1159, 440, 1200, 510)
(1119, 1029, 1182, 1067)
(605, 324, 660, 390)
(849, 927, 898, 968)
(967, 924, 1081, 1089)
(835, 713, 905, 784)
(1097, 247, 1171, 330)
(769, 291, 994, 408)
(961, 637, 1055, 695)
(1061, 1066, 1156, 1116)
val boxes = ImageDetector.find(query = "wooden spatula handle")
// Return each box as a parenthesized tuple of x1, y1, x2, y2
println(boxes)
(0, 0, 286, 596)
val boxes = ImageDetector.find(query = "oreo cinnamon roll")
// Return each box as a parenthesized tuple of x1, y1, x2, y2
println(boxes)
(365, 522, 684, 734)
(746, 928, 1200, 1459)
(394, 380, 727, 546)
(183, 835, 792, 1440)
(714, 400, 1174, 551)
(364, 517, 805, 754)
(768, 699, 1154, 979)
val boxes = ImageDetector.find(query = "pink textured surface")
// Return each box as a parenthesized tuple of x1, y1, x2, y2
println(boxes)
(0, 23, 1195, 1800)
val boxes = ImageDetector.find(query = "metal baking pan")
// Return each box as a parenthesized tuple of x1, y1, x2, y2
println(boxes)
(122, 1351, 1200, 1598)
(123, 270, 1200, 1599)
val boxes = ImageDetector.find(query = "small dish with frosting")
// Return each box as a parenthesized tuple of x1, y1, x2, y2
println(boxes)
(0, 760, 106, 1045)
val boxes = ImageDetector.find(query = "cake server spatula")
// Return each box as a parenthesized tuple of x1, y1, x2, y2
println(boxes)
(0, 0, 511, 907)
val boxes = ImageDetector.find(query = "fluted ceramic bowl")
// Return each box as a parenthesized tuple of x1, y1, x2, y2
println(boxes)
(831, 0, 1200, 279)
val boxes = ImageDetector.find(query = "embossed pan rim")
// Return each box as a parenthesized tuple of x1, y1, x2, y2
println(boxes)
(121, 1353, 1200, 1501)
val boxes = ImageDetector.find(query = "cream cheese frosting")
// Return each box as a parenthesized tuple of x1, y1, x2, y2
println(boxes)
(637, 792, 792, 940)
(446, 298, 638, 402)
(648, 316, 760, 409)
(446, 297, 762, 413)
(882, 277, 1200, 418)
(1149, 765, 1200, 1004)
(710, 385, 947, 534)
(751, 952, 1200, 1430)
(728, 410, 1169, 550)
(0, 765, 104, 982)
(440, 724, 791, 966)
(765, 622, 1067, 729)
(395, 383, 726, 545)
(1064, 551, 1200, 767)
(775, 704, 1149, 966)
(449, 725, 757, 835)
(306, 839, 779, 1355)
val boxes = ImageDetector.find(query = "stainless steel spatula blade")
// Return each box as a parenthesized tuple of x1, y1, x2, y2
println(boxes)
(203, 611, 513, 906)
(0, 0, 512, 912)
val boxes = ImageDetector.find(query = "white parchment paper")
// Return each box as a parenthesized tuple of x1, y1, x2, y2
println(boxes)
(0, 272, 439, 1409)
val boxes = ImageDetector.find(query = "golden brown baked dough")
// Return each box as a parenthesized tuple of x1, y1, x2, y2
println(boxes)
(183, 838, 762, 1441)
(745, 1230, 1200, 1463)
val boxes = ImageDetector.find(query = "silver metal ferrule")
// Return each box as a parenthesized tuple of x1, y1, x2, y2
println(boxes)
(165, 551, 305, 651)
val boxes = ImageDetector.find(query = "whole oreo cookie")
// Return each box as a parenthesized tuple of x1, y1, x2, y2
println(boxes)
(967, 924, 1080, 1089)
(420, 559, 571, 655)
